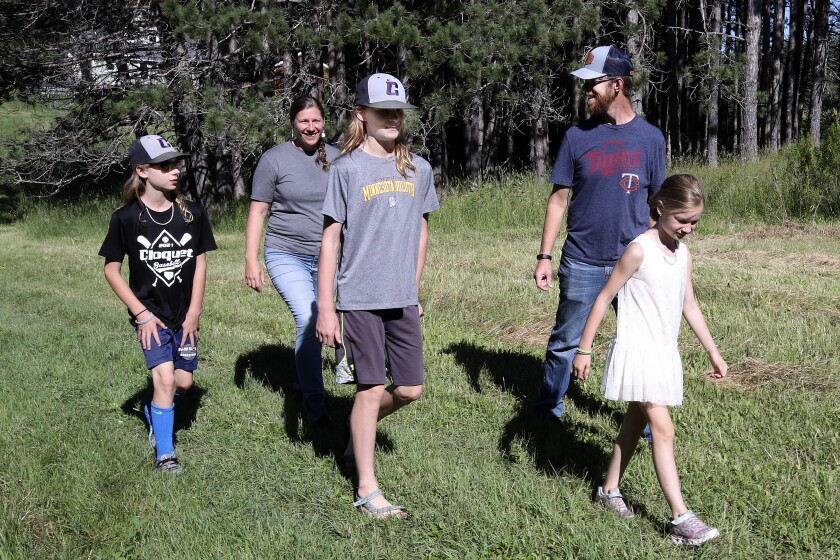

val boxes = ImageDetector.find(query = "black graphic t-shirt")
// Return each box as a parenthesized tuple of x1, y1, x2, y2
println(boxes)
(99, 200, 217, 329)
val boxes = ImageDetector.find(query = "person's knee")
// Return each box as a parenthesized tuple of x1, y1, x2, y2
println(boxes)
(176, 377, 193, 392)
(650, 421, 675, 444)
(356, 384, 386, 406)
(153, 375, 176, 394)
(393, 384, 423, 403)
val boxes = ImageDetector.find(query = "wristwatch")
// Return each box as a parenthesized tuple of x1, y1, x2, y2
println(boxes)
(536, 253, 552, 261)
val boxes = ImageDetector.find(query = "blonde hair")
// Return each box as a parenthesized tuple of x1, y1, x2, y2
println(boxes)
(122, 166, 193, 223)
(649, 173, 705, 221)
(339, 107, 416, 178)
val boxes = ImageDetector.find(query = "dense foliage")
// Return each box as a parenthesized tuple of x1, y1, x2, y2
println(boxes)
(0, 0, 838, 207)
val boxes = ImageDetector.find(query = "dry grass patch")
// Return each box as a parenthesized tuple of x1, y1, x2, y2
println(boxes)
(490, 317, 555, 347)
(714, 358, 839, 392)
(693, 247, 840, 273)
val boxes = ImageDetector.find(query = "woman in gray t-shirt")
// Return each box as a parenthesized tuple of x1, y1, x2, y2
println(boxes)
(244, 96, 339, 424)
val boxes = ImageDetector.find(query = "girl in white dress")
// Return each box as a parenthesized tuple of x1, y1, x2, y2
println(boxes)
(572, 174, 728, 546)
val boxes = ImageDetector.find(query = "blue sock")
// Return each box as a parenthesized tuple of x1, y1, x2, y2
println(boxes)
(150, 402, 175, 460)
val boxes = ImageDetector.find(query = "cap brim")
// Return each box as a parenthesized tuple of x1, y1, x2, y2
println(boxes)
(147, 152, 189, 164)
(361, 100, 418, 109)
(571, 68, 606, 79)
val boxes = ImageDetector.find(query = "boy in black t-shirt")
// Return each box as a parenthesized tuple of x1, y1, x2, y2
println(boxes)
(99, 135, 216, 473)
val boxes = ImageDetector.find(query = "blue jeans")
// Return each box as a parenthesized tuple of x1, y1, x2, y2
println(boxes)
(535, 255, 615, 418)
(264, 248, 325, 420)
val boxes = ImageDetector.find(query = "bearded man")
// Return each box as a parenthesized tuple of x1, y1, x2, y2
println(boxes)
(533, 45, 666, 420)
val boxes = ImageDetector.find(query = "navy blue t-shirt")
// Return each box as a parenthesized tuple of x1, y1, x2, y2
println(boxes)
(549, 115, 666, 266)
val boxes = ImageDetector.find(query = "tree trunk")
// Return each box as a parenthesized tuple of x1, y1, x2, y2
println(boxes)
(532, 113, 549, 176)
(768, 0, 784, 152)
(759, 0, 772, 147)
(741, 0, 761, 162)
(170, 38, 210, 202)
(483, 97, 498, 169)
(626, 7, 644, 114)
(228, 29, 245, 198)
(665, 0, 682, 156)
(809, 0, 829, 145)
(705, 0, 721, 167)
(326, 6, 348, 143)
(466, 70, 483, 178)
(783, 0, 804, 143)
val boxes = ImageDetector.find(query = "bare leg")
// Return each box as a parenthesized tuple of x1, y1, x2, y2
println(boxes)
(377, 384, 423, 420)
(603, 401, 647, 491)
(174, 369, 193, 394)
(151, 362, 177, 408)
(351, 383, 422, 516)
(642, 403, 687, 519)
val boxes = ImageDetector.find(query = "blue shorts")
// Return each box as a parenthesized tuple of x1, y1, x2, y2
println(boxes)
(134, 324, 199, 372)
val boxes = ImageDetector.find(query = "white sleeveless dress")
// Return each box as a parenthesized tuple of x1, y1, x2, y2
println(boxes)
(601, 233, 688, 405)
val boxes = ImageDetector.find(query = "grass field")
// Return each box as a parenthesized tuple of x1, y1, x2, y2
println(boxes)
(1, 173, 838, 559)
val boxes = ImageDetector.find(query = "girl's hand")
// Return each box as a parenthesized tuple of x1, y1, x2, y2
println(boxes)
(245, 260, 266, 292)
(572, 353, 591, 380)
(708, 350, 728, 379)
(181, 312, 200, 348)
(315, 308, 342, 348)
(136, 312, 166, 350)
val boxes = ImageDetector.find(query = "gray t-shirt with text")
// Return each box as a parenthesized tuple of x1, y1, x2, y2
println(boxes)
(251, 140, 340, 255)
(323, 149, 440, 311)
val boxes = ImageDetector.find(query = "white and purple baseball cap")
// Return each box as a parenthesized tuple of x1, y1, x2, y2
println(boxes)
(355, 73, 417, 109)
(129, 134, 189, 167)
(571, 46, 635, 80)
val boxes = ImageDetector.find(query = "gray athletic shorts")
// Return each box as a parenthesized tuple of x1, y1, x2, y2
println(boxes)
(339, 306, 424, 386)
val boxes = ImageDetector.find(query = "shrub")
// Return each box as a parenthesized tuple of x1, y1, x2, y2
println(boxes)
(772, 121, 840, 219)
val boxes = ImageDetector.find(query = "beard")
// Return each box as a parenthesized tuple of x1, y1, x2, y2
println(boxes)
(586, 88, 617, 117)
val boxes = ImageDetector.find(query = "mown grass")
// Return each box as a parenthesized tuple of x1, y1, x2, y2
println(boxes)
(1, 168, 839, 559)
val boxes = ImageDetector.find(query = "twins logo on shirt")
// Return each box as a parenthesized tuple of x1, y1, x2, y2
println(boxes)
(620, 173, 640, 193)
(137, 230, 194, 287)
(584, 140, 644, 194)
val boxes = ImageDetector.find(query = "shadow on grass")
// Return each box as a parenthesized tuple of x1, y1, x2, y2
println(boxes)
(446, 341, 624, 484)
(121, 378, 205, 446)
(233, 343, 394, 480)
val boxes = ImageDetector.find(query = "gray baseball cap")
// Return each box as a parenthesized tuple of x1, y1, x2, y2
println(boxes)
(129, 134, 189, 167)
(355, 73, 417, 109)
(571, 46, 635, 80)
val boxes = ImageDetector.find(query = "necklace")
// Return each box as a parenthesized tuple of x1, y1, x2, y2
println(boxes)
(145, 203, 174, 226)
(661, 241, 678, 265)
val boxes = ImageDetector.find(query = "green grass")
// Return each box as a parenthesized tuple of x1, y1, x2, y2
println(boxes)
(1, 176, 839, 558)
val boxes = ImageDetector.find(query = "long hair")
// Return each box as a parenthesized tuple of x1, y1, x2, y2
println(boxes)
(290, 95, 330, 172)
(339, 107, 416, 178)
(122, 166, 193, 224)
(649, 173, 705, 221)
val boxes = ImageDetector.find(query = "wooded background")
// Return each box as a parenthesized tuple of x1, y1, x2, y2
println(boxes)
(1, 0, 838, 203)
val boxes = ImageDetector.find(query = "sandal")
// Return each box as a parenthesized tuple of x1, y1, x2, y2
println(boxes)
(353, 489, 407, 519)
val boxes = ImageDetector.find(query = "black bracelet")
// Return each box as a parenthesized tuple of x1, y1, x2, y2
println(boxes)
(132, 307, 148, 319)
(536, 253, 552, 261)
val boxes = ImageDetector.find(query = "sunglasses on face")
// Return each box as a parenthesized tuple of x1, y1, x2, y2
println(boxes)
(150, 159, 182, 172)
(369, 108, 404, 120)
(584, 77, 616, 88)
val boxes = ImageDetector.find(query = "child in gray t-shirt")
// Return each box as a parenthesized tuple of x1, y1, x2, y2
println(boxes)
(316, 73, 439, 519)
